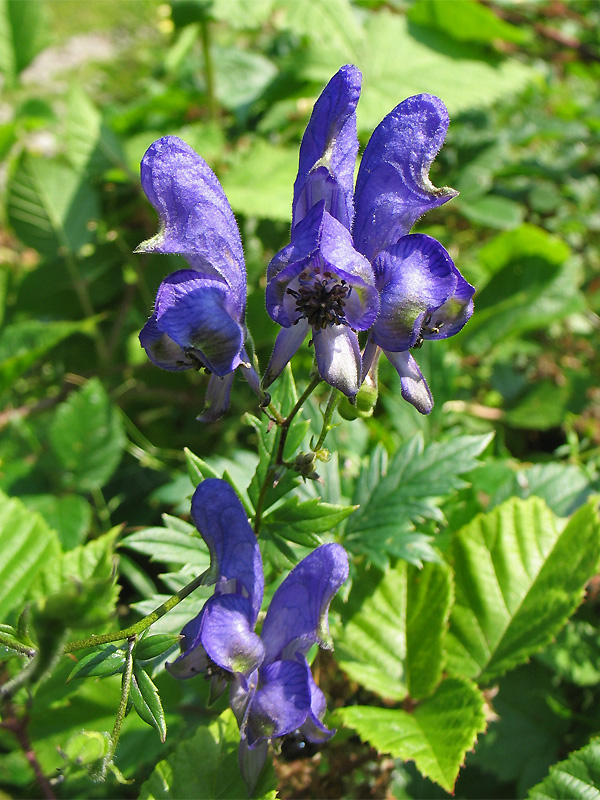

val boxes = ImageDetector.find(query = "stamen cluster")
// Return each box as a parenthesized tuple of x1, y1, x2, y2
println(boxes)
(287, 269, 350, 330)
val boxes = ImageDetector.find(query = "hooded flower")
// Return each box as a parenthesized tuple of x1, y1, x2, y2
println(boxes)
(167, 478, 349, 794)
(265, 65, 474, 413)
(136, 136, 260, 421)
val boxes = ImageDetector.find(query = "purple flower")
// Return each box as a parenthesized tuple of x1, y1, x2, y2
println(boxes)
(136, 136, 260, 421)
(265, 66, 474, 412)
(167, 479, 349, 794)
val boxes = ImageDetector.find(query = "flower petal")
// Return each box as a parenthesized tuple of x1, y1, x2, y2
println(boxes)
(313, 325, 362, 397)
(139, 314, 196, 371)
(423, 267, 475, 340)
(238, 738, 268, 796)
(299, 668, 336, 744)
(371, 234, 457, 351)
(245, 659, 312, 746)
(200, 594, 265, 679)
(197, 372, 235, 423)
(384, 350, 434, 414)
(354, 94, 458, 261)
(262, 321, 309, 390)
(154, 270, 244, 376)
(165, 608, 210, 679)
(293, 64, 361, 230)
(261, 543, 349, 663)
(135, 136, 245, 296)
(191, 479, 264, 621)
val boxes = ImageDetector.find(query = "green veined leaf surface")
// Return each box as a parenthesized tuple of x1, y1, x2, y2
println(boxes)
(528, 739, 600, 800)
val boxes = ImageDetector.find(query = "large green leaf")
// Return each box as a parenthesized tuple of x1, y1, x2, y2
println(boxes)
(338, 678, 486, 793)
(0, 491, 60, 619)
(66, 84, 127, 177)
(335, 559, 453, 701)
(462, 225, 583, 354)
(48, 378, 127, 492)
(446, 497, 600, 685)
(408, 0, 531, 45)
(0, 0, 48, 84)
(528, 739, 600, 800)
(139, 710, 277, 799)
(0, 319, 96, 395)
(344, 433, 492, 569)
(292, 12, 536, 130)
(262, 496, 357, 546)
(7, 153, 99, 257)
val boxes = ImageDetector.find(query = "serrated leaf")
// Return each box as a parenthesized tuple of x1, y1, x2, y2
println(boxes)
(48, 378, 127, 492)
(345, 434, 491, 568)
(0, 319, 96, 395)
(528, 739, 600, 800)
(139, 709, 277, 799)
(408, 0, 531, 45)
(338, 678, 486, 793)
(335, 559, 453, 701)
(131, 668, 167, 742)
(21, 494, 92, 550)
(121, 528, 209, 570)
(446, 497, 600, 685)
(68, 645, 126, 681)
(7, 153, 100, 257)
(134, 634, 181, 662)
(263, 496, 357, 535)
(185, 448, 220, 485)
(0, 490, 61, 619)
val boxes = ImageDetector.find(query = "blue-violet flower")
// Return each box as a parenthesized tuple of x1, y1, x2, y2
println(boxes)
(167, 478, 349, 793)
(136, 136, 260, 421)
(265, 65, 474, 413)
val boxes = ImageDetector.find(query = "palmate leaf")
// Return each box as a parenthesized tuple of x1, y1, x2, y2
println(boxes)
(139, 709, 277, 800)
(446, 497, 600, 685)
(334, 559, 453, 701)
(345, 433, 492, 569)
(337, 678, 487, 794)
(262, 496, 357, 546)
(528, 739, 600, 800)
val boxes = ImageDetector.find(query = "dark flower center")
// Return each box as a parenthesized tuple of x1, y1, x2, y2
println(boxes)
(412, 312, 444, 349)
(287, 268, 351, 330)
(204, 658, 233, 682)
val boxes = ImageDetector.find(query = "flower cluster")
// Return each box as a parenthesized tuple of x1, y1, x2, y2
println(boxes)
(263, 64, 474, 413)
(167, 479, 349, 793)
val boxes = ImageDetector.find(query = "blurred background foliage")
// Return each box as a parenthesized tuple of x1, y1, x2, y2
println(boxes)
(1, 0, 600, 798)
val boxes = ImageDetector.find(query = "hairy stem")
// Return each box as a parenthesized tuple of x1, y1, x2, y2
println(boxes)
(101, 637, 135, 778)
(313, 387, 341, 452)
(63, 572, 205, 653)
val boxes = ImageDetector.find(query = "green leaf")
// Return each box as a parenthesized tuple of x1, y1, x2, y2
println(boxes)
(528, 739, 600, 800)
(48, 378, 127, 492)
(134, 634, 181, 662)
(7, 153, 100, 257)
(31, 528, 120, 628)
(0, 319, 96, 395)
(293, 12, 536, 131)
(21, 494, 92, 550)
(446, 497, 600, 684)
(337, 678, 486, 793)
(335, 559, 453, 701)
(65, 83, 127, 177)
(121, 528, 209, 570)
(213, 46, 277, 113)
(537, 621, 600, 687)
(131, 667, 167, 742)
(68, 645, 126, 681)
(0, 0, 48, 84)
(139, 709, 277, 799)
(408, 0, 531, 45)
(220, 139, 297, 221)
(0, 490, 61, 619)
(458, 195, 524, 230)
(463, 225, 583, 355)
(345, 434, 492, 569)
(263, 496, 356, 541)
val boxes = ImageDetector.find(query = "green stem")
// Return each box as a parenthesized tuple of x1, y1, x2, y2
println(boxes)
(200, 19, 217, 120)
(63, 572, 206, 653)
(0, 633, 35, 659)
(313, 387, 341, 452)
(101, 637, 135, 778)
(253, 375, 322, 535)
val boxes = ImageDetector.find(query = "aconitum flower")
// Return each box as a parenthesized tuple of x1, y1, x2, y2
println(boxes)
(167, 479, 349, 794)
(136, 136, 260, 421)
(265, 65, 474, 413)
